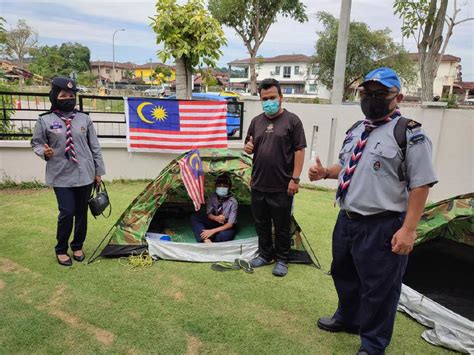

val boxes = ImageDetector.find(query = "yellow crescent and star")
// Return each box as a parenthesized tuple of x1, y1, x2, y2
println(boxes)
(136, 102, 168, 124)
(189, 152, 201, 171)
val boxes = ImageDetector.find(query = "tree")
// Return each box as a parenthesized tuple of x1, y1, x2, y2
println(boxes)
(77, 71, 97, 87)
(0, 17, 7, 58)
(59, 42, 91, 74)
(209, 0, 307, 95)
(150, 0, 227, 99)
(394, 0, 474, 101)
(313, 11, 417, 100)
(154, 66, 173, 85)
(29, 42, 91, 79)
(29, 46, 65, 78)
(4, 19, 38, 88)
(124, 69, 135, 84)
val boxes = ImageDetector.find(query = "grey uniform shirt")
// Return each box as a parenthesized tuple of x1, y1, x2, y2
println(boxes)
(31, 111, 106, 187)
(206, 193, 238, 224)
(337, 116, 438, 215)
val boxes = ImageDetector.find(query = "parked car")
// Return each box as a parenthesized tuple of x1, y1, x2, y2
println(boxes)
(166, 92, 241, 137)
(144, 85, 171, 97)
(76, 85, 89, 93)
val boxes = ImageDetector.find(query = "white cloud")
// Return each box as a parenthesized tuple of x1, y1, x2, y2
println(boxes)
(1, 0, 472, 79)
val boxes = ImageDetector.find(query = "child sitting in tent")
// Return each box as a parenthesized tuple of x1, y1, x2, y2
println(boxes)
(191, 174, 238, 243)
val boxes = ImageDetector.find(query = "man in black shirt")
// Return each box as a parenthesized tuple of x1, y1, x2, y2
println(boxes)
(244, 78, 306, 277)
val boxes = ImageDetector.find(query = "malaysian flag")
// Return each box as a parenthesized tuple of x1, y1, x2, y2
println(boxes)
(125, 97, 228, 153)
(178, 149, 205, 211)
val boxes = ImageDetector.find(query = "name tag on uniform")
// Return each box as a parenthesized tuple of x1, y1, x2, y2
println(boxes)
(50, 121, 63, 133)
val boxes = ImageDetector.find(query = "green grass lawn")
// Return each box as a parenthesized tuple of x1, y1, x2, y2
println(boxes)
(0, 182, 450, 354)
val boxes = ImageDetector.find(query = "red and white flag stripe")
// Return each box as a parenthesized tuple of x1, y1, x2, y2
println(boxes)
(178, 157, 205, 211)
(126, 100, 229, 153)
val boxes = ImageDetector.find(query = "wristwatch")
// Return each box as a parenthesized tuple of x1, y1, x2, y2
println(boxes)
(291, 176, 300, 184)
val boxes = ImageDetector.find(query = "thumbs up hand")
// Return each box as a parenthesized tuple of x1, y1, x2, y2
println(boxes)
(244, 135, 254, 154)
(43, 144, 54, 158)
(308, 156, 327, 181)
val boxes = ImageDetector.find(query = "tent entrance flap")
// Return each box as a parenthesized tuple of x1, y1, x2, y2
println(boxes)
(403, 237, 474, 321)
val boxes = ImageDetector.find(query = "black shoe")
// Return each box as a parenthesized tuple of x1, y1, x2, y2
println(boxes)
(72, 251, 85, 262)
(317, 317, 359, 334)
(356, 349, 369, 355)
(56, 254, 72, 267)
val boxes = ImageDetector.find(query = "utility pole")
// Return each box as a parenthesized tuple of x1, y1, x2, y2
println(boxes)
(330, 0, 352, 105)
(112, 28, 125, 91)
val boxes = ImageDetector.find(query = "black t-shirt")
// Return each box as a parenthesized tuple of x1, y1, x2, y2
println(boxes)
(246, 109, 306, 192)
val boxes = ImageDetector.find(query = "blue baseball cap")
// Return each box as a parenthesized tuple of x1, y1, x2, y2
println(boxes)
(361, 67, 401, 91)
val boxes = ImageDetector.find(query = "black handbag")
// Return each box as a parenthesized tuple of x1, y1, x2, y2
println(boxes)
(88, 181, 111, 218)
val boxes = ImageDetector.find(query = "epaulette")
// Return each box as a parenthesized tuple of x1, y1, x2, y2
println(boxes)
(406, 119, 422, 130)
(345, 120, 363, 134)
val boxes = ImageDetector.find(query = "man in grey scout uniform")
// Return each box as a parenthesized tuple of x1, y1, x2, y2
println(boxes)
(308, 67, 437, 355)
(31, 77, 105, 266)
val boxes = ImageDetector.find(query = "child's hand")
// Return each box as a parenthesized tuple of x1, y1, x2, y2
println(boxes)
(215, 215, 226, 224)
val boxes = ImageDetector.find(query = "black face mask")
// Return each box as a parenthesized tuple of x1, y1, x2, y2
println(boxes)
(360, 96, 396, 120)
(56, 98, 76, 112)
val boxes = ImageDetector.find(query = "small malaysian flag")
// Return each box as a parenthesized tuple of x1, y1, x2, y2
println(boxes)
(178, 149, 205, 211)
(125, 97, 228, 153)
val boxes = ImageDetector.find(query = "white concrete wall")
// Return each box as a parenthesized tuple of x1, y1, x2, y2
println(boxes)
(1, 100, 472, 202)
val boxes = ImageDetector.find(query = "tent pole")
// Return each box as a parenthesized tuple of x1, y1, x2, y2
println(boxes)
(87, 224, 116, 264)
(300, 229, 322, 270)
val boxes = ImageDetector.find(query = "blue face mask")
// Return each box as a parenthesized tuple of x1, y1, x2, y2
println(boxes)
(262, 99, 280, 116)
(216, 187, 229, 197)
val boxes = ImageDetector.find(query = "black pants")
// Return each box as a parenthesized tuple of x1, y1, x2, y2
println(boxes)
(331, 211, 408, 355)
(251, 189, 293, 262)
(53, 184, 93, 255)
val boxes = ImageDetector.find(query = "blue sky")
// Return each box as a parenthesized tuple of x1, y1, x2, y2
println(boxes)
(1, 0, 473, 80)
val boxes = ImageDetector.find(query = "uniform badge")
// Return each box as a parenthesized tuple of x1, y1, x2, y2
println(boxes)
(81, 126, 86, 133)
(265, 123, 274, 133)
(373, 161, 381, 171)
(410, 134, 425, 145)
(50, 121, 63, 133)
(67, 81, 73, 89)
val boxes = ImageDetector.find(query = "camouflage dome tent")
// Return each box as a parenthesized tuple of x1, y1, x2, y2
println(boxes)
(398, 193, 473, 353)
(90, 149, 319, 266)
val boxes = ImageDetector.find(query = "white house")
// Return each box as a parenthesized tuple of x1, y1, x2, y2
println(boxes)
(228, 54, 331, 99)
(404, 53, 461, 98)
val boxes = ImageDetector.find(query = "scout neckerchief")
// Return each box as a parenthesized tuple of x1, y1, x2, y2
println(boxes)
(54, 110, 78, 164)
(335, 109, 401, 202)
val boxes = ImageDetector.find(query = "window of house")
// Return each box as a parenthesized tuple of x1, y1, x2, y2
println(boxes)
(311, 66, 317, 75)
(275, 66, 280, 75)
(105, 69, 110, 74)
(309, 84, 317, 92)
(283, 66, 291, 78)
(294, 66, 300, 75)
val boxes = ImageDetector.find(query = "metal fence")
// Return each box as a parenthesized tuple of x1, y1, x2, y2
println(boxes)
(0, 91, 244, 140)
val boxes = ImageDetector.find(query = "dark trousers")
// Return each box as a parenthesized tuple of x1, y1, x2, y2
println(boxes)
(331, 211, 408, 355)
(53, 184, 93, 255)
(251, 189, 293, 262)
(190, 213, 235, 243)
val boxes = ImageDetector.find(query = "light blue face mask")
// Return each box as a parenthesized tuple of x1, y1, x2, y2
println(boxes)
(216, 187, 229, 197)
(262, 99, 280, 116)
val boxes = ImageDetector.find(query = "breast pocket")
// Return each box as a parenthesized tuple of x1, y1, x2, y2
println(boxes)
(369, 143, 398, 177)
